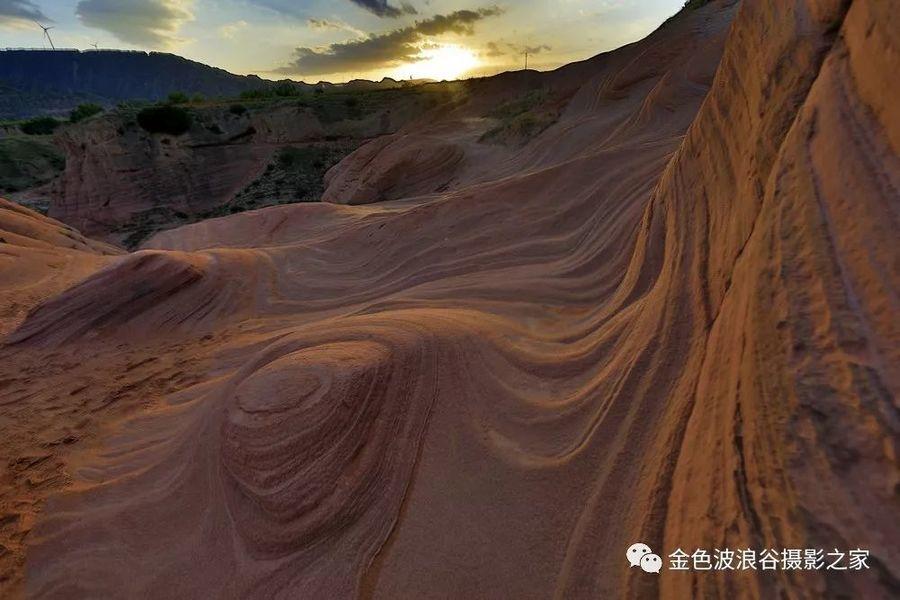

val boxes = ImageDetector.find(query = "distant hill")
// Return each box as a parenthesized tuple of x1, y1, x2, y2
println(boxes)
(0, 49, 277, 119)
(0, 80, 108, 121)
(339, 78, 433, 91)
(0, 50, 416, 120)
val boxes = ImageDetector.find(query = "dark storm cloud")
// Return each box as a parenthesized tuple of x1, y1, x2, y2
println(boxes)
(0, 0, 48, 22)
(279, 7, 503, 76)
(75, 0, 192, 47)
(348, 0, 417, 18)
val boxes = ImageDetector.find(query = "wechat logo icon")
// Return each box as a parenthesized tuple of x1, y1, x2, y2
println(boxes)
(627, 542, 662, 574)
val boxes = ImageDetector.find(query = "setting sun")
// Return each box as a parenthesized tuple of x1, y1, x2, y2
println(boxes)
(396, 44, 480, 81)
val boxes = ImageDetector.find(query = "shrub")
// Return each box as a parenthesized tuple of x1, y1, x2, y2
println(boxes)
(167, 91, 190, 104)
(137, 105, 192, 135)
(69, 103, 103, 123)
(239, 89, 267, 100)
(486, 90, 547, 120)
(274, 82, 299, 97)
(21, 116, 61, 135)
(229, 104, 248, 116)
(116, 100, 149, 111)
(0, 137, 65, 192)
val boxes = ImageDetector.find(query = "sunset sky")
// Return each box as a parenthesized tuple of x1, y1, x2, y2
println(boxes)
(1, 0, 688, 82)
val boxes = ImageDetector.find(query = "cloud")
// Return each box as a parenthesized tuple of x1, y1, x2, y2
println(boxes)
(484, 42, 504, 57)
(279, 7, 502, 76)
(348, 0, 417, 18)
(240, 0, 304, 20)
(218, 20, 247, 39)
(484, 41, 552, 58)
(307, 18, 366, 37)
(0, 0, 48, 23)
(307, 18, 340, 30)
(244, 0, 414, 20)
(516, 43, 552, 55)
(75, 0, 193, 48)
(413, 7, 502, 35)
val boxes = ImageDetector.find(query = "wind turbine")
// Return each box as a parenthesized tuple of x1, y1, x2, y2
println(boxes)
(91, 42, 99, 50)
(36, 22, 56, 50)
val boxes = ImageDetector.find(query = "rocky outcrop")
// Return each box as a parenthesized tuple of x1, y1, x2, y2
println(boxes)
(49, 106, 277, 243)
(322, 134, 464, 204)
(0, 198, 117, 336)
(49, 91, 453, 246)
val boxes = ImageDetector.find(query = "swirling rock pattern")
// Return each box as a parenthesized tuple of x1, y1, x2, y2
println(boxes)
(0, 1, 897, 599)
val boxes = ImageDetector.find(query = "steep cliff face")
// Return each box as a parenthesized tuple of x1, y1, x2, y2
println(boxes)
(1, 1, 897, 599)
(661, 2, 899, 597)
(49, 106, 286, 243)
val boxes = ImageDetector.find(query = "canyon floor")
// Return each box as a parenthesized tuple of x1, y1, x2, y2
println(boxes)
(1, 0, 898, 598)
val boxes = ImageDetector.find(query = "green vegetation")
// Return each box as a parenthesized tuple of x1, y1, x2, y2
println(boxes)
(116, 206, 188, 249)
(239, 82, 304, 100)
(0, 137, 65, 193)
(137, 105, 192, 135)
(482, 112, 557, 143)
(117, 99, 150, 111)
(480, 89, 559, 145)
(21, 116, 62, 136)
(167, 91, 190, 105)
(218, 141, 359, 217)
(235, 84, 453, 124)
(486, 90, 548, 120)
(69, 103, 104, 123)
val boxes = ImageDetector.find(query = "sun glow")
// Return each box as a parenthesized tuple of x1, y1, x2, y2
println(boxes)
(397, 44, 479, 81)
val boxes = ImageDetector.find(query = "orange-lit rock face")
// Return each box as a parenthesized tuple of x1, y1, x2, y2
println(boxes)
(1, 1, 897, 599)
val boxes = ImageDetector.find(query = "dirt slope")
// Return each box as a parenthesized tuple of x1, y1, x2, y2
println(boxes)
(0, 1, 897, 598)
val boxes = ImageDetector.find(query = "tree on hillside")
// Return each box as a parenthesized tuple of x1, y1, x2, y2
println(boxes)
(69, 103, 104, 123)
(167, 91, 190, 105)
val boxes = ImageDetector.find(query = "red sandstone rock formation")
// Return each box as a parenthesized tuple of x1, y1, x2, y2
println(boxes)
(0, 1, 897, 598)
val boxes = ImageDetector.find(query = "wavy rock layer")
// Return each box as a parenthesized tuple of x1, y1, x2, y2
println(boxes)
(1, 1, 897, 599)
(322, 134, 465, 205)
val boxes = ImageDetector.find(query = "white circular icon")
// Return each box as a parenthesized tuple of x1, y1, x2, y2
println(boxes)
(640, 553, 662, 574)
(626, 542, 652, 567)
